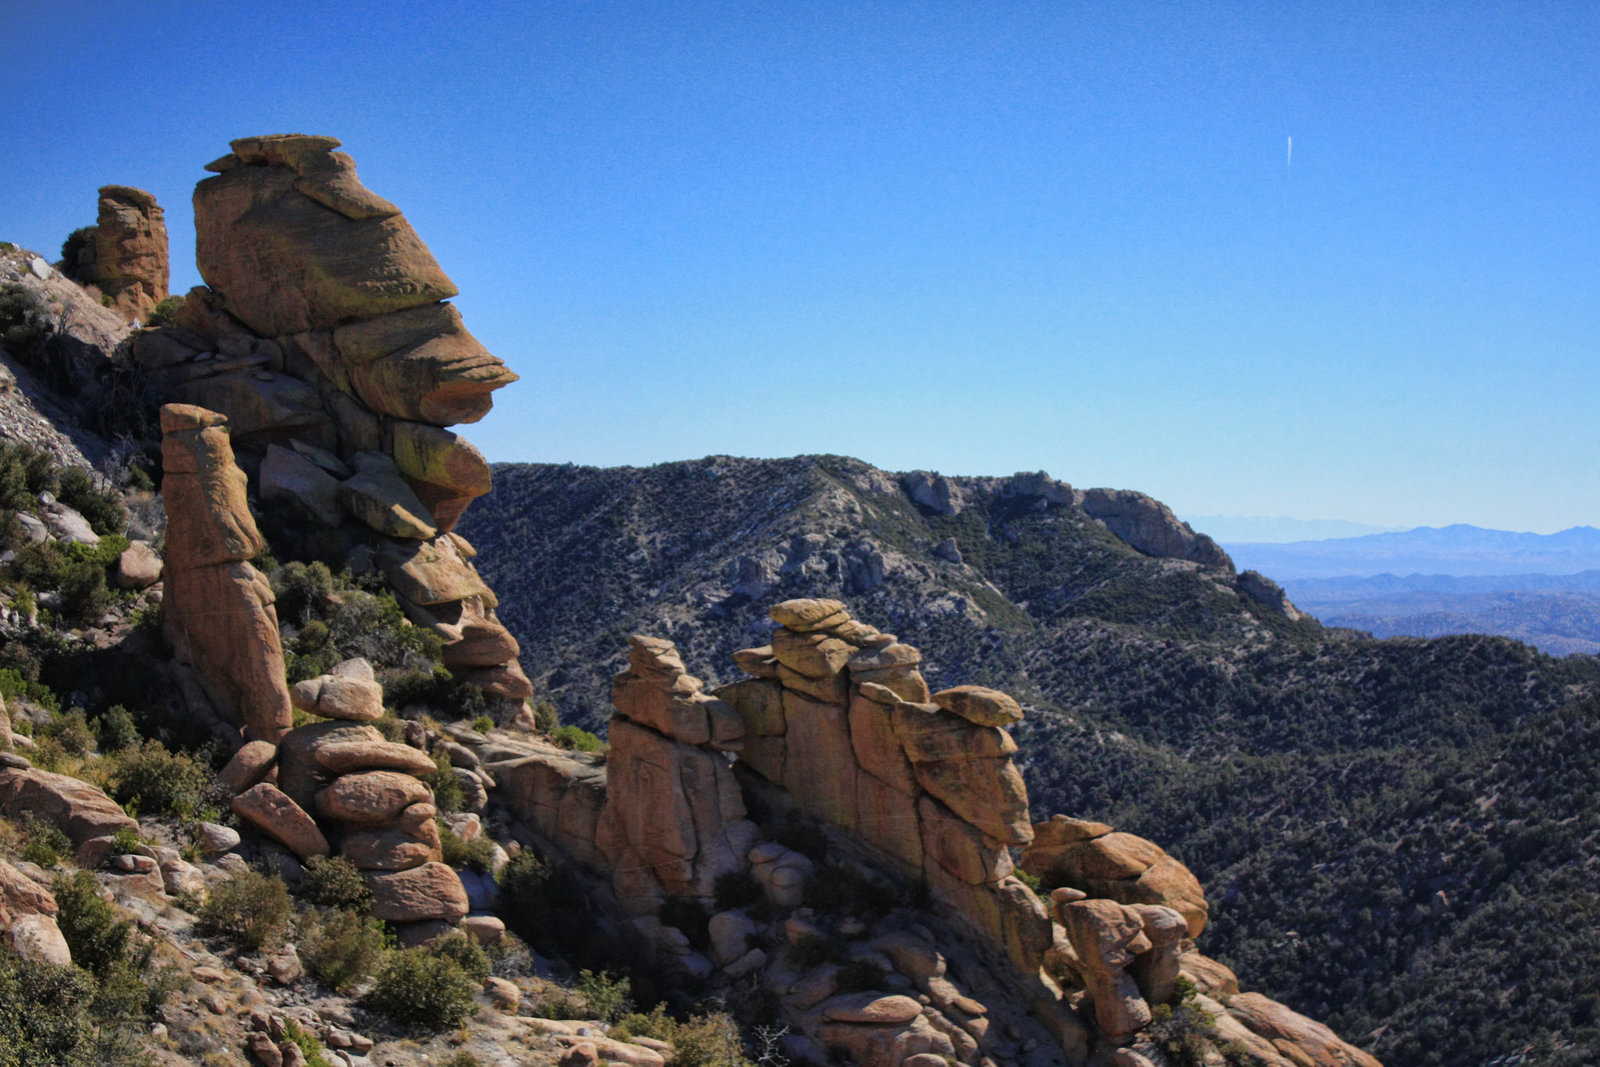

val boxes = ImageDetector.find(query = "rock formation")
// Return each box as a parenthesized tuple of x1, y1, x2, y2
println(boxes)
(161, 403, 293, 744)
(478, 597, 1379, 1065)
(131, 135, 528, 704)
(75, 185, 170, 322)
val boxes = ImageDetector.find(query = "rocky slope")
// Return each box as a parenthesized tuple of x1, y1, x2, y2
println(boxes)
(460, 456, 1600, 1066)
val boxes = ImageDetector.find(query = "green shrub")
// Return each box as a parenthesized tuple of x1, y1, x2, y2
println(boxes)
(365, 944, 479, 1032)
(95, 705, 140, 751)
(144, 295, 184, 328)
(0, 948, 100, 1064)
(299, 855, 372, 912)
(272, 560, 335, 626)
(428, 932, 490, 984)
(438, 823, 497, 874)
(198, 869, 293, 952)
(0, 667, 57, 714)
(56, 467, 125, 536)
(282, 1019, 336, 1067)
(299, 907, 390, 994)
(17, 816, 71, 867)
(52, 870, 132, 978)
(544, 969, 633, 1024)
(0, 441, 58, 511)
(551, 724, 604, 753)
(109, 739, 211, 818)
(58, 227, 94, 275)
(41, 708, 94, 756)
(108, 827, 145, 855)
(664, 1012, 752, 1067)
(496, 847, 591, 956)
(470, 714, 494, 734)
(425, 753, 465, 814)
(532, 700, 558, 734)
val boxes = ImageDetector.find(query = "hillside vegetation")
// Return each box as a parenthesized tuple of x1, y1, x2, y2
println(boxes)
(462, 455, 1600, 1067)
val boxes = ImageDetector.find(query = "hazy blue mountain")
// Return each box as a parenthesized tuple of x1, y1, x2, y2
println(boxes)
(1226, 524, 1600, 579)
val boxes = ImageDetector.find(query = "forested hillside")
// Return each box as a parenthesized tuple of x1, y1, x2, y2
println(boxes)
(461, 455, 1600, 1066)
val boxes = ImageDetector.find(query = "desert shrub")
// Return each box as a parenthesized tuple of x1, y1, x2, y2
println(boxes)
(198, 869, 293, 952)
(470, 714, 494, 734)
(299, 855, 372, 912)
(0, 284, 48, 363)
(428, 932, 490, 984)
(299, 907, 390, 993)
(40, 708, 94, 755)
(541, 969, 633, 1023)
(282, 1019, 336, 1067)
(56, 467, 125, 536)
(787, 932, 846, 970)
(0, 666, 57, 714)
(365, 944, 479, 1031)
(272, 560, 335, 626)
(109, 739, 211, 818)
(834, 957, 890, 994)
(144, 295, 184, 328)
(51, 870, 131, 977)
(0, 441, 58, 510)
(94, 704, 141, 751)
(532, 700, 558, 733)
(665, 1011, 752, 1067)
(425, 753, 465, 814)
(108, 827, 145, 855)
(551, 724, 604, 753)
(613, 1004, 752, 1067)
(496, 847, 591, 956)
(58, 227, 94, 276)
(438, 822, 497, 874)
(17, 816, 71, 867)
(0, 948, 99, 1065)
(445, 1053, 481, 1067)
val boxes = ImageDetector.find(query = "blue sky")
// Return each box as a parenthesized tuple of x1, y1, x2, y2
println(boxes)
(5, 1, 1597, 533)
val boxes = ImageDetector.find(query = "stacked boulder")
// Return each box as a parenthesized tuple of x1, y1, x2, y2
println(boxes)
(596, 636, 757, 913)
(161, 403, 293, 744)
(228, 656, 470, 935)
(1021, 816, 1209, 939)
(718, 599, 1050, 973)
(130, 134, 528, 703)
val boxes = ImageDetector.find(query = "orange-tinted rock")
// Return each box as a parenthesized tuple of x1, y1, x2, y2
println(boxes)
(91, 185, 168, 321)
(231, 783, 330, 860)
(782, 690, 857, 829)
(276, 721, 385, 814)
(769, 598, 849, 632)
(332, 301, 516, 425)
(912, 758, 1032, 846)
(0, 768, 138, 845)
(363, 861, 469, 922)
(1059, 898, 1153, 1044)
(315, 771, 432, 826)
(161, 404, 292, 743)
(377, 535, 489, 605)
(387, 420, 492, 532)
(1226, 993, 1383, 1067)
(313, 741, 437, 777)
(454, 660, 534, 701)
(0, 858, 57, 924)
(930, 685, 1023, 727)
(194, 136, 459, 337)
(218, 740, 277, 794)
(1021, 827, 1209, 939)
(340, 823, 441, 870)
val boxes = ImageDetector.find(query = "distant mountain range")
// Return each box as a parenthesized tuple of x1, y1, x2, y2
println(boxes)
(1185, 514, 1405, 543)
(1225, 523, 1600, 579)
(1221, 525, 1600, 656)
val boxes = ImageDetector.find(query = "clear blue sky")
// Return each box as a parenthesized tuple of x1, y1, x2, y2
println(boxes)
(5, 1, 1597, 532)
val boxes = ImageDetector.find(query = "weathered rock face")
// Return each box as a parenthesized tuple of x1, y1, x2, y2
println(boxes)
(160, 403, 293, 743)
(597, 638, 757, 908)
(88, 185, 169, 321)
(1021, 816, 1209, 939)
(193, 134, 515, 423)
(1079, 488, 1233, 571)
(132, 135, 526, 706)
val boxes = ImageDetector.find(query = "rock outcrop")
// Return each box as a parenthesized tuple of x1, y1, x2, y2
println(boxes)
(130, 135, 527, 705)
(1079, 488, 1233, 570)
(71, 185, 170, 322)
(160, 403, 293, 743)
(482, 597, 1379, 1067)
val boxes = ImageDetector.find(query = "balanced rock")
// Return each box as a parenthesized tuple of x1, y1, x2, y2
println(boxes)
(364, 861, 469, 922)
(115, 541, 163, 589)
(315, 771, 432, 826)
(931, 685, 1023, 727)
(290, 666, 384, 722)
(232, 783, 330, 860)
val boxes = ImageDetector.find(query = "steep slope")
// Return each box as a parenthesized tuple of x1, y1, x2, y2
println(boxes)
(461, 455, 1600, 1067)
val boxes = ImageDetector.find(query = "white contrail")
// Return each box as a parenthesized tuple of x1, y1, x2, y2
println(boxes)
(1287, 135, 1293, 168)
